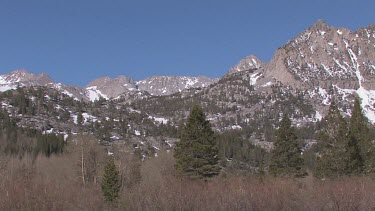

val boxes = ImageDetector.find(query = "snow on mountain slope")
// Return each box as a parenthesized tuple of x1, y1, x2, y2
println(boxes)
(265, 20, 375, 89)
(228, 55, 264, 75)
(0, 70, 217, 102)
(260, 20, 375, 123)
(86, 86, 109, 101)
(137, 76, 218, 96)
(83, 75, 217, 100)
(85, 75, 137, 99)
(0, 69, 53, 91)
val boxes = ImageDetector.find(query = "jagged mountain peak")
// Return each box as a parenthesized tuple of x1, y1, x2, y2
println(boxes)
(309, 19, 330, 32)
(263, 20, 375, 123)
(0, 69, 53, 85)
(85, 75, 137, 100)
(228, 54, 264, 75)
(86, 75, 135, 88)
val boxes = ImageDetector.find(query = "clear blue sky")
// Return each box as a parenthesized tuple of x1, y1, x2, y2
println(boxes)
(0, 0, 374, 86)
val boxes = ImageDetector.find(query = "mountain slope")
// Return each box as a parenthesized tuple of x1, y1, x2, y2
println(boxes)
(85, 75, 137, 100)
(0, 69, 53, 91)
(0, 70, 218, 101)
(137, 76, 218, 96)
(227, 55, 264, 75)
(263, 20, 375, 122)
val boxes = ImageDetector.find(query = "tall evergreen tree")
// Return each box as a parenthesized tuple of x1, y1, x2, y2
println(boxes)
(269, 114, 306, 177)
(315, 99, 349, 178)
(174, 105, 220, 178)
(101, 156, 121, 202)
(77, 112, 84, 126)
(349, 98, 373, 174)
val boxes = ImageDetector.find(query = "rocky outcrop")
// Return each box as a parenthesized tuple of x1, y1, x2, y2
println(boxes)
(0, 69, 53, 86)
(85, 75, 137, 99)
(137, 76, 218, 96)
(228, 55, 264, 74)
(265, 20, 375, 90)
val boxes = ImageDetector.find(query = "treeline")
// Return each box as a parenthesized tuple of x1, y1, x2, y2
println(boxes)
(0, 102, 375, 210)
(267, 97, 375, 178)
(0, 109, 64, 157)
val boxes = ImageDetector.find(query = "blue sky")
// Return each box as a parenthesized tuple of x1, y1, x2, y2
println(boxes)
(0, 0, 374, 86)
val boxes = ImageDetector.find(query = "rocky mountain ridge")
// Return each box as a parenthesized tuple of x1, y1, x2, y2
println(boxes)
(227, 55, 264, 75)
(261, 20, 375, 122)
(1, 20, 375, 155)
(0, 70, 218, 101)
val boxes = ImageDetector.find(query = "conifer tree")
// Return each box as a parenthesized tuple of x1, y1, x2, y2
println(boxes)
(77, 112, 84, 126)
(269, 114, 306, 177)
(315, 99, 349, 178)
(101, 156, 121, 202)
(349, 98, 373, 174)
(174, 105, 220, 178)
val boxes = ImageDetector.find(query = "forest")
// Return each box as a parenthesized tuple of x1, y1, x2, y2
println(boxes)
(0, 97, 374, 210)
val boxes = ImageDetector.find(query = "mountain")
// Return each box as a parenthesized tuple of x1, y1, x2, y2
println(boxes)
(1, 20, 375, 154)
(263, 19, 375, 121)
(137, 76, 218, 96)
(83, 75, 218, 100)
(85, 75, 137, 100)
(131, 20, 375, 128)
(0, 69, 53, 91)
(227, 55, 264, 75)
(0, 70, 218, 101)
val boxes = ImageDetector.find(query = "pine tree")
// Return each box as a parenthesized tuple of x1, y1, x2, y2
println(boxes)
(315, 99, 349, 178)
(101, 156, 121, 202)
(77, 112, 84, 126)
(269, 114, 306, 177)
(349, 98, 373, 174)
(174, 105, 220, 178)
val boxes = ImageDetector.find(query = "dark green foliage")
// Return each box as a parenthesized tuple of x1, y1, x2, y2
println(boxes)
(34, 133, 65, 157)
(174, 105, 220, 178)
(349, 98, 373, 174)
(77, 112, 84, 126)
(101, 156, 121, 202)
(217, 130, 268, 172)
(315, 99, 350, 178)
(315, 98, 374, 177)
(0, 109, 64, 157)
(269, 114, 306, 177)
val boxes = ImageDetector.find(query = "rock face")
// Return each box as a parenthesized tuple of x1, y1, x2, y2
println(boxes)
(0, 70, 217, 101)
(0, 69, 53, 89)
(228, 55, 264, 74)
(235, 20, 375, 123)
(84, 75, 218, 100)
(265, 20, 375, 90)
(137, 76, 218, 96)
(85, 75, 137, 100)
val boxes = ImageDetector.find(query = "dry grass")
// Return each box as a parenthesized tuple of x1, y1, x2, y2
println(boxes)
(0, 151, 375, 210)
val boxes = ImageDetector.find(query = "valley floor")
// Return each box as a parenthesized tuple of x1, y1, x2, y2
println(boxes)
(1, 152, 375, 211)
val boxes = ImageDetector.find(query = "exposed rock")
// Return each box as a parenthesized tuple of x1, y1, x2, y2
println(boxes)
(137, 76, 218, 96)
(228, 55, 264, 74)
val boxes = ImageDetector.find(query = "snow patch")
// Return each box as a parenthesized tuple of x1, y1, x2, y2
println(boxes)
(261, 82, 272, 87)
(250, 72, 262, 86)
(86, 86, 109, 102)
(231, 125, 242, 130)
(315, 111, 322, 121)
(318, 87, 330, 105)
(135, 130, 141, 136)
(357, 87, 375, 123)
(0, 84, 16, 92)
(149, 116, 169, 124)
